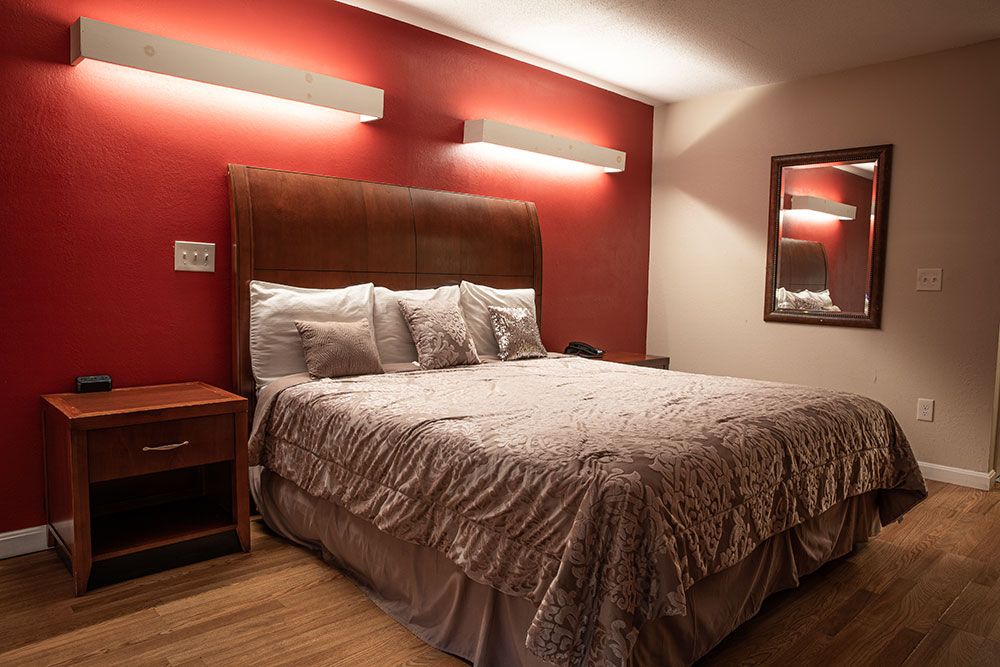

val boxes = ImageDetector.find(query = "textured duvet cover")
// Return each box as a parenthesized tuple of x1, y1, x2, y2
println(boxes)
(249, 357, 925, 667)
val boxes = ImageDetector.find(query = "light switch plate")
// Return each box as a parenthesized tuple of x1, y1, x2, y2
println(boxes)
(174, 241, 215, 273)
(916, 268, 942, 291)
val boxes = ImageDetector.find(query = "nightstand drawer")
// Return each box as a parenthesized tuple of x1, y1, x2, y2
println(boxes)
(88, 414, 234, 482)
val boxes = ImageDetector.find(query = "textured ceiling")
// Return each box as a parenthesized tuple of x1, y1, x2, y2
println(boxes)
(340, 0, 1000, 104)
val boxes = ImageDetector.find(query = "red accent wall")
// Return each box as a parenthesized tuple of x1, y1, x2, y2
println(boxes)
(781, 166, 873, 312)
(0, 0, 652, 532)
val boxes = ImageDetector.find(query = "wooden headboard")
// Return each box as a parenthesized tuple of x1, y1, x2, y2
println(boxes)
(776, 238, 828, 293)
(229, 164, 543, 407)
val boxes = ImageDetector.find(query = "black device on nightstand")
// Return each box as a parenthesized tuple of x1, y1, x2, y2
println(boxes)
(564, 341, 605, 359)
(75, 374, 112, 393)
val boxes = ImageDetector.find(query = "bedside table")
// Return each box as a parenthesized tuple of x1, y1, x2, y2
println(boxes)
(41, 382, 249, 595)
(599, 351, 670, 370)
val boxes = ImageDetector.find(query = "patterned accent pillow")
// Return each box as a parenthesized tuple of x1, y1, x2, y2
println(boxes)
(294, 319, 384, 379)
(488, 306, 547, 361)
(398, 298, 480, 370)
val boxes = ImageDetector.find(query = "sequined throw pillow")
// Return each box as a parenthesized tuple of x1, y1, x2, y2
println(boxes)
(294, 319, 384, 379)
(398, 298, 481, 370)
(487, 306, 547, 361)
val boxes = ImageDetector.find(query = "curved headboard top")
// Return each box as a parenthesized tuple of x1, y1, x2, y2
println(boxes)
(777, 237, 828, 293)
(229, 164, 543, 406)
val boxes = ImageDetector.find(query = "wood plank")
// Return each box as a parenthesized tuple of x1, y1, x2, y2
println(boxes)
(918, 480, 985, 513)
(0, 519, 464, 667)
(940, 581, 1000, 641)
(2, 483, 998, 667)
(816, 588, 876, 637)
(868, 627, 925, 667)
(902, 624, 1000, 667)
(966, 488, 1000, 515)
(699, 483, 999, 666)
(0, 608, 167, 666)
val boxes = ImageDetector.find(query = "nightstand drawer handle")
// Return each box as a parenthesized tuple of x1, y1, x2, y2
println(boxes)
(142, 440, 190, 452)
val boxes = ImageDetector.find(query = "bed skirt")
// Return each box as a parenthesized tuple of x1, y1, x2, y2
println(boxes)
(252, 467, 881, 666)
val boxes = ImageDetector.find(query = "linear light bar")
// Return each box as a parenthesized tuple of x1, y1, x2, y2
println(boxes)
(787, 195, 857, 220)
(463, 119, 626, 173)
(70, 17, 384, 121)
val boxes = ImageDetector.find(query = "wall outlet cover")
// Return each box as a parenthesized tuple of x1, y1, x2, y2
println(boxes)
(916, 268, 942, 291)
(917, 398, 935, 422)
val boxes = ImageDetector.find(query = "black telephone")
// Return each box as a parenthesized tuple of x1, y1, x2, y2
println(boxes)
(564, 341, 604, 359)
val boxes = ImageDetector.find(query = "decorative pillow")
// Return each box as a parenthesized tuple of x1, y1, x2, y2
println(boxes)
(488, 306, 547, 361)
(459, 281, 537, 357)
(249, 280, 374, 386)
(294, 319, 383, 379)
(398, 298, 480, 370)
(373, 285, 460, 364)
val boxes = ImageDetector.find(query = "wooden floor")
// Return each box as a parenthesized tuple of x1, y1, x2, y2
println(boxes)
(0, 480, 997, 666)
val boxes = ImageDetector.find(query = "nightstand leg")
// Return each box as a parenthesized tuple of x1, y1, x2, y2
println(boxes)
(234, 415, 250, 552)
(71, 431, 92, 596)
(73, 561, 91, 596)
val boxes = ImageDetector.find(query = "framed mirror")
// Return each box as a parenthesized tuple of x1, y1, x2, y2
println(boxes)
(764, 144, 892, 328)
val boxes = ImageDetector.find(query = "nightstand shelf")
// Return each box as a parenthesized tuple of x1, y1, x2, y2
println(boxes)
(91, 496, 236, 561)
(42, 382, 249, 595)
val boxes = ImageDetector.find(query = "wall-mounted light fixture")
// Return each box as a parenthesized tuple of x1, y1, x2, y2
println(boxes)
(785, 194, 856, 220)
(70, 17, 384, 121)
(463, 119, 625, 173)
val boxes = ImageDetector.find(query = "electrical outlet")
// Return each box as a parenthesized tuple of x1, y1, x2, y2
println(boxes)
(174, 241, 215, 273)
(917, 398, 934, 422)
(916, 268, 942, 291)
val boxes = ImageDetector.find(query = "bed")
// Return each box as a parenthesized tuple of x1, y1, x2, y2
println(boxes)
(229, 164, 926, 666)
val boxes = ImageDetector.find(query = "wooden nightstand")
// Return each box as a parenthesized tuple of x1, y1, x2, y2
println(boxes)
(599, 351, 670, 370)
(41, 382, 249, 595)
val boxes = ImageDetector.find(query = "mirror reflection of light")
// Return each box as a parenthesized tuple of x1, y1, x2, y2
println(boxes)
(785, 194, 856, 220)
(779, 209, 842, 226)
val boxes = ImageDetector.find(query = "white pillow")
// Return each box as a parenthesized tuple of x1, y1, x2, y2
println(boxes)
(459, 281, 537, 357)
(249, 280, 374, 386)
(372, 286, 460, 364)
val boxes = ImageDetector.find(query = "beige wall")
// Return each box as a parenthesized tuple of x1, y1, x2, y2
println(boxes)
(648, 40, 1000, 473)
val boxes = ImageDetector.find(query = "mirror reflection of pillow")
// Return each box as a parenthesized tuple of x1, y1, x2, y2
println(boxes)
(776, 287, 842, 312)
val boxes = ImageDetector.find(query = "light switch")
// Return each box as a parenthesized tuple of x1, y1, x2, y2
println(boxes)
(174, 241, 215, 273)
(916, 268, 942, 291)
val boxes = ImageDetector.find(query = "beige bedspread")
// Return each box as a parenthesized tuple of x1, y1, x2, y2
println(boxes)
(249, 357, 925, 667)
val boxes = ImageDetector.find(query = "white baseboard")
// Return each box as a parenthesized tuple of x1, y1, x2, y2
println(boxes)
(0, 525, 50, 560)
(919, 462, 997, 491)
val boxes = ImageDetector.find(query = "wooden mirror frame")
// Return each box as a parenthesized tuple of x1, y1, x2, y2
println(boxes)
(764, 144, 893, 328)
